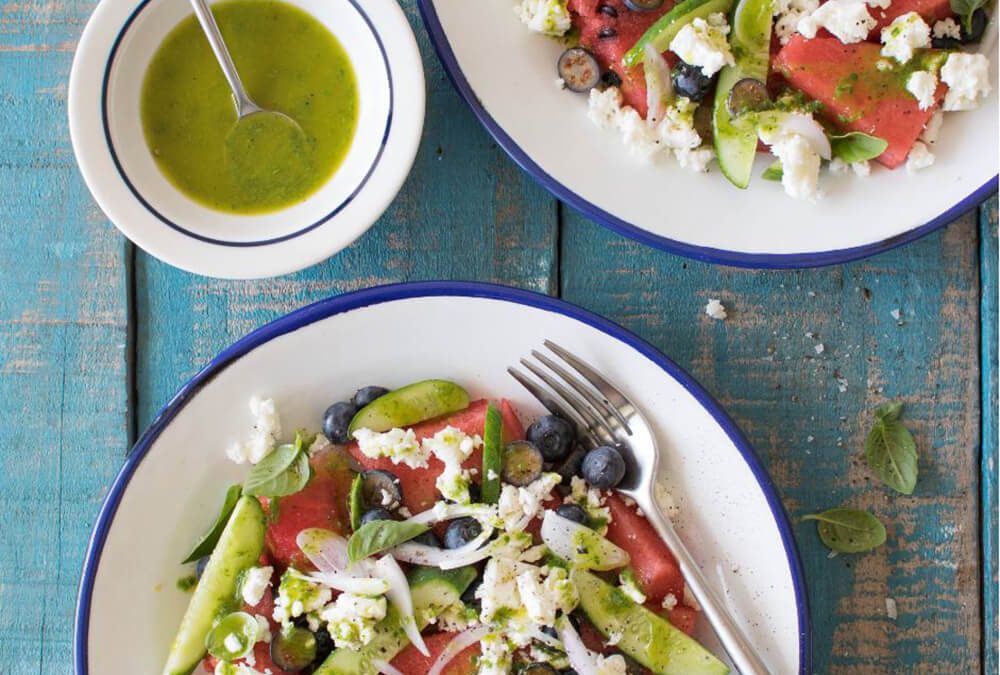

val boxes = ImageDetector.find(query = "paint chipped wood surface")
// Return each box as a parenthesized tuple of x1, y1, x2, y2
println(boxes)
(0, 0, 995, 673)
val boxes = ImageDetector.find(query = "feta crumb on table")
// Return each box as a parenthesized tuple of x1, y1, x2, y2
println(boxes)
(906, 70, 938, 110)
(669, 13, 735, 77)
(797, 0, 876, 44)
(885, 597, 898, 619)
(705, 298, 728, 320)
(880, 12, 931, 64)
(905, 141, 935, 174)
(940, 52, 992, 111)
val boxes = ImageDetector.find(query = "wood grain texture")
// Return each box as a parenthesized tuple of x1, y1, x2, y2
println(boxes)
(0, 7, 130, 673)
(133, 1, 559, 430)
(980, 196, 998, 675)
(560, 209, 985, 673)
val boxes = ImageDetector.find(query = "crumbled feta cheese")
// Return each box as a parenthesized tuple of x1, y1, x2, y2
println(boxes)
(880, 12, 931, 64)
(774, 0, 820, 44)
(704, 298, 728, 320)
(759, 115, 823, 200)
(940, 52, 992, 111)
(676, 146, 716, 172)
(866, 0, 890, 9)
(932, 17, 961, 39)
(423, 426, 482, 503)
(920, 109, 944, 143)
(478, 633, 513, 675)
(588, 86, 624, 130)
(272, 570, 333, 626)
(318, 592, 387, 650)
(253, 614, 272, 644)
(661, 592, 679, 611)
(515, 0, 571, 36)
(352, 427, 429, 468)
(905, 140, 935, 173)
(564, 475, 611, 529)
(828, 158, 871, 176)
(595, 653, 629, 675)
(618, 570, 647, 604)
(605, 630, 623, 646)
(797, 0, 876, 44)
(885, 597, 898, 619)
(478, 558, 520, 623)
(223, 633, 244, 654)
(516, 566, 578, 626)
(497, 472, 562, 531)
(241, 566, 273, 607)
(906, 70, 938, 110)
(227, 396, 282, 464)
(617, 108, 664, 161)
(659, 98, 714, 171)
(427, 601, 479, 632)
(669, 13, 735, 77)
(555, 77, 566, 90)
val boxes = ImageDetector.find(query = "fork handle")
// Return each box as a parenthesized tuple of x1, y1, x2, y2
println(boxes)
(643, 501, 773, 675)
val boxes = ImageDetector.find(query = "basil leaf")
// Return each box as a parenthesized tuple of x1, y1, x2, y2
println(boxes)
(865, 402, 918, 494)
(762, 161, 783, 181)
(243, 443, 299, 494)
(244, 438, 312, 498)
(951, 0, 985, 32)
(803, 508, 886, 553)
(347, 520, 430, 563)
(830, 132, 888, 163)
(349, 473, 365, 531)
(181, 484, 242, 563)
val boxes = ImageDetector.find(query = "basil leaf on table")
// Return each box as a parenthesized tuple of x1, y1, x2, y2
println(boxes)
(830, 132, 889, 164)
(803, 508, 886, 553)
(244, 433, 313, 498)
(181, 483, 242, 563)
(347, 520, 430, 563)
(951, 0, 985, 32)
(865, 401, 918, 494)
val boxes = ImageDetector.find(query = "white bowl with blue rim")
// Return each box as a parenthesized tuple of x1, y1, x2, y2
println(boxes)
(68, 0, 424, 279)
(417, 1, 997, 268)
(74, 281, 810, 674)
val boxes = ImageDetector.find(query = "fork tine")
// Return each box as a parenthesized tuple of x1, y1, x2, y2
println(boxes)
(519, 357, 617, 445)
(530, 349, 631, 437)
(506, 366, 600, 448)
(543, 340, 632, 432)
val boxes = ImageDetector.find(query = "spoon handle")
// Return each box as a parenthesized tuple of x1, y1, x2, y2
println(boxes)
(643, 500, 774, 675)
(187, 0, 260, 116)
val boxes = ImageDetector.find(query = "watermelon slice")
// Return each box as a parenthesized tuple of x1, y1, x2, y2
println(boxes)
(345, 399, 526, 515)
(390, 631, 479, 675)
(774, 35, 945, 168)
(569, 0, 678, 116)
(262, 446, 355, 568)
(604, 493, 684, 602)
(869, 0, 954, 31)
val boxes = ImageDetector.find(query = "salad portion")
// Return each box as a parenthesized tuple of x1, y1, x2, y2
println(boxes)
(516, 0, 992, 199)
(164, 379, 728, 675)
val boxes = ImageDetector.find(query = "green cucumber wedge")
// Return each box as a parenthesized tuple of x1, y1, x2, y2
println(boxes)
(481, 403, 503, 504)
(573, 569, 730, 675)
(623, 0, 734, 68)
(163, 496, 266, 675)
(347, 380, 470, 435)
(713, 0, 773, 189)
(314, 566, 477, 675)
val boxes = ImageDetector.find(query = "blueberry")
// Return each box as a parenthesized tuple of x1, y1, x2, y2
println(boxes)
(322, 401, 357, 444)
(461, 575, 482, 610)
(624, 0, 664, 10)
(413, 529, 442, 547)
(672, 61, 715, 102)
(931, 35, 962, 48)
(555, 503, 589, 524)
(558, 48, 602, 93)
(556, 446, 588, 485)
(527, 415, 576, 462)
(270, 624, 316, 672)
(523, 664, 559, 675)
(581, 446, 626, 488)
(352, 386, 390, 409)
(963, 8, 987, 43)
(195, 555, 210, 579)
(501, 441, 544, 486)
(360, 507, 395, 525)
(444, 517, 483, 549)
(601, 70, 623, 88)
(467, 481, 481, 504)
(360, 469, 402, 510)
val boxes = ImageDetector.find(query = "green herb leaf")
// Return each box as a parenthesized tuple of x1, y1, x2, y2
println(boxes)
(951, 0, 985, 32)
(481, 403, 503, 505)
(803, 508, 886, 553)
(830, 132, 889, 164)
(865, 401, 918, 494)
(349, 473, 365, 531)
(347, 520, 430, 563)
(762, 161, 783, 181)
(244, 437, 312, 498)
(181, 484, 242, 563)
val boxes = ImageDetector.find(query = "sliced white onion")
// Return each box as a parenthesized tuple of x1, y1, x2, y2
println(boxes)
(303, 571, 389, 596)
(778, 113, 832, 160)
(404, 502, 496, 526)
(391, 522, 495, 569)
(540, 510, 629, 571)
(524, 626, 562, 649)
(644, 43, 673, 124)
(375, 555, 429, 657)
(556, 618, 600, 675)
(297, 528, 351, 574)
(373, 659, 405, 675)
(427, 625, 491, 675)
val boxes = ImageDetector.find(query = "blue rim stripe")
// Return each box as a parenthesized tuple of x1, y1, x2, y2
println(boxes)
(73, 281, 811, 673)
(100, 0, 393, 248)
(415, 0, 998, 269)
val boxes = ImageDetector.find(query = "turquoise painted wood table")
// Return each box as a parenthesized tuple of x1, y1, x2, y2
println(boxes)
(0, 0, 995, 672)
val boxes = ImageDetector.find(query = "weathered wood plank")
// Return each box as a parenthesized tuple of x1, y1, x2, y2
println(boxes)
(0, 35, 130, 675)
(133, 0, 559, 430)
(980, 196, 998, 675)
(561, 208, 985, 673)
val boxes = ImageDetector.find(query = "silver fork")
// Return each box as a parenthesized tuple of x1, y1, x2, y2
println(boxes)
(509, 340, 773, 675)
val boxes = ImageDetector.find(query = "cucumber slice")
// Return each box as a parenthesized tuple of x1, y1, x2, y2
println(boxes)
(573, 569, 730, 675)
(163, 496, 266, 675)
(314, 566, 477, 675)
(623, 0, 734, 68)
(348, 472, 364, 531)
(480, 403, 503, 504)
(347, 380, 470, 435)
(712, 0, 773, 189)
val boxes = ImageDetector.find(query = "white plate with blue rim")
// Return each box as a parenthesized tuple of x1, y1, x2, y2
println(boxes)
(74, 281, 810, 674)
(417, 0, 997, 268)
(68, 0, 424, 279)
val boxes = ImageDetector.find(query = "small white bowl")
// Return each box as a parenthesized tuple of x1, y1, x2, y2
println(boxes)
(69, 0, 424, 279)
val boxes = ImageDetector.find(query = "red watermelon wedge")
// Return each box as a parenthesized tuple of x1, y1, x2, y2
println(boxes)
(774, 35, 945, 168)
(869, 0, 954, 31)
(390, 631, 479, 675)
(604, 493, 684, 602)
